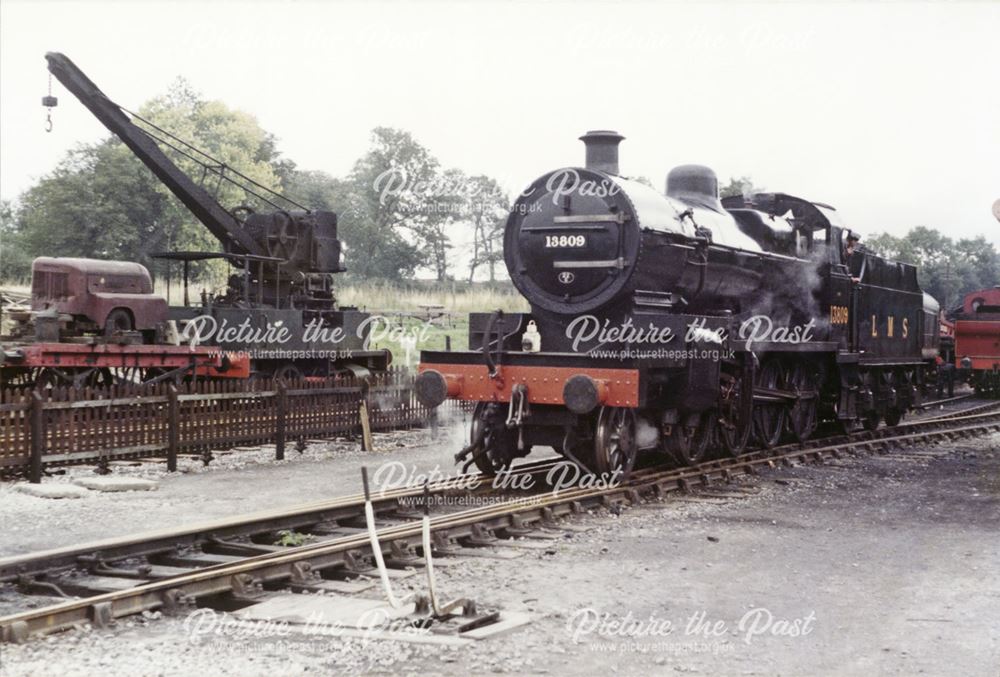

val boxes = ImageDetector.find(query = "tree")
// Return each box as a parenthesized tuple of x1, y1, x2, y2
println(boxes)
(419, 167, 464, 281)
(864, 232, 904, 260)
(15, 140, 178, 266)
(12, 84, 511, 285)
(462, 175, 509, 282)
(133, 79, 286, 258)
(0, 200, 32, 280)
(866, 226, 1000, 311)
(285, 136, 514, 283)
(335, 127, 446, 280)
(9, 79, 286, 280)
(953, 235, 1000, 292)
(720, 176, 757, 199)
(282, 169, 341, 212)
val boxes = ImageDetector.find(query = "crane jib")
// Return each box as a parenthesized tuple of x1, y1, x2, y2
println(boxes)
(44, 52, 265, 258)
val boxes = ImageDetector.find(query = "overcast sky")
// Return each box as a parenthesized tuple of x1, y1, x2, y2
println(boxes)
(2, 0, 999, 253)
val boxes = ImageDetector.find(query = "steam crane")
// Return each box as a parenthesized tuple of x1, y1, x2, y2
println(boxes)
(45, 52, 387, 377)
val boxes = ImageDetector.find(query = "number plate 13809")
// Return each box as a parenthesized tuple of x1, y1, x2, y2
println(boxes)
(544, 235, 586, 248)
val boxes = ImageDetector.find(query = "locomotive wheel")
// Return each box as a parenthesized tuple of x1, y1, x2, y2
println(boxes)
(830, 398, 856, 436)
(146, 367, 184, 386)
(858, 373, 880, 431)
(593, 406, 638, 476)
(753, 360, 786, 449)
(882, 371, 905, 427)
(884, 408, 903, 427)
(666, 412, 714, 466)
(34, 368, 64, 391)
(83, 368, 114, 389)
(104, 309, 133, 337)
(718, 372, 751, 456)
(1, 369, 33, 389)
(469, 402, 517, 476)
(989, 372, 1000, 398)
(274, 363, 304, 382)
(787, 363, 818, 442)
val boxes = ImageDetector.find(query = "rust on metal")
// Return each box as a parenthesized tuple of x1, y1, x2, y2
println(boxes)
(417, 363, 640, 407)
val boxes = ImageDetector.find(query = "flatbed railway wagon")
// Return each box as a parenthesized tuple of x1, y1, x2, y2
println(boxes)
(0, 341, 247, 390)
(1, 255, 249, 389)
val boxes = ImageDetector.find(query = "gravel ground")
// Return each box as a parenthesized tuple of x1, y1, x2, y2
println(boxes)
(0, 420, 481, 557)
(0, 391, 979, 557)
(1, 406, 998, 676)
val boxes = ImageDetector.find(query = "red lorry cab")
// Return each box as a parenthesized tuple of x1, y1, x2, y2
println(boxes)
(30, 257, 167, 335)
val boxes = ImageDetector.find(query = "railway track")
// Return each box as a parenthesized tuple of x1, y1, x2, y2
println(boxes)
(919, 398, 999, 421)
(915, 392, 975, 410)
(2, 405, 999, 644)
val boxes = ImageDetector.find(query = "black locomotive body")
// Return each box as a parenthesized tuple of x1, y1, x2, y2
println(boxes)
(416, 131, 939, 474)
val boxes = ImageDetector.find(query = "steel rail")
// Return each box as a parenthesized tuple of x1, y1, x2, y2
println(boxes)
(917, 393, 974, 409)
(2, 409, 998, 643)
(4, 400, 994, 581)
(0, 457, 562, 582)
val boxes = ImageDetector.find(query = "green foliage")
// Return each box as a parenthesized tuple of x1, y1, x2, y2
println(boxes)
(720, 176, 757, 199)
(461, 174, 509, 282)
(282, 169, 342, 212)
(14, 140, 177, 269)
(8, 75, 510, 285)
(284, 128, 509, 282)
(8, 79, 286, 281)
(274, 530, 315, 547)
(866, 226, 1000, 311)
(341, 127, 442, 280)
(0, 200, 32, 279)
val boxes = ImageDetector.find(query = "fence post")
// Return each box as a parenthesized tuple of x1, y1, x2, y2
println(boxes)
(29, 391, 45, 484)
(359, 378, 373, 452)
(275, 380, 287, 460)
(167, 385, 179, 472)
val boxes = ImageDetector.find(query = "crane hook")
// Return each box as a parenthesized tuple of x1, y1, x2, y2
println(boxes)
(42, 72, 58, 132)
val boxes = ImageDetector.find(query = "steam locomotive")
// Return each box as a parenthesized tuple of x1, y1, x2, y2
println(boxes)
(415, 131, 941, 474)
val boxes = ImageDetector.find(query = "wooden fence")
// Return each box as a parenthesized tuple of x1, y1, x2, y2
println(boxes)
(0, 368, 466, 480)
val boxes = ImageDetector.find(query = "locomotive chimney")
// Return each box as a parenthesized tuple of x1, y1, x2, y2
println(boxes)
(579, 130, 625, 175)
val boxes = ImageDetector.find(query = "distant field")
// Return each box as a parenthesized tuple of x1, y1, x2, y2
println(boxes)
(339, 281, 528, 315)
(338, 282, 527, 359)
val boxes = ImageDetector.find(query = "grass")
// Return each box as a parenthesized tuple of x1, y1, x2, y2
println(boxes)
(338, 281, 527, 357)
(338, 281, 528, 315)
(367, 314, 472, 360)
(273, 530, 316, 547)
